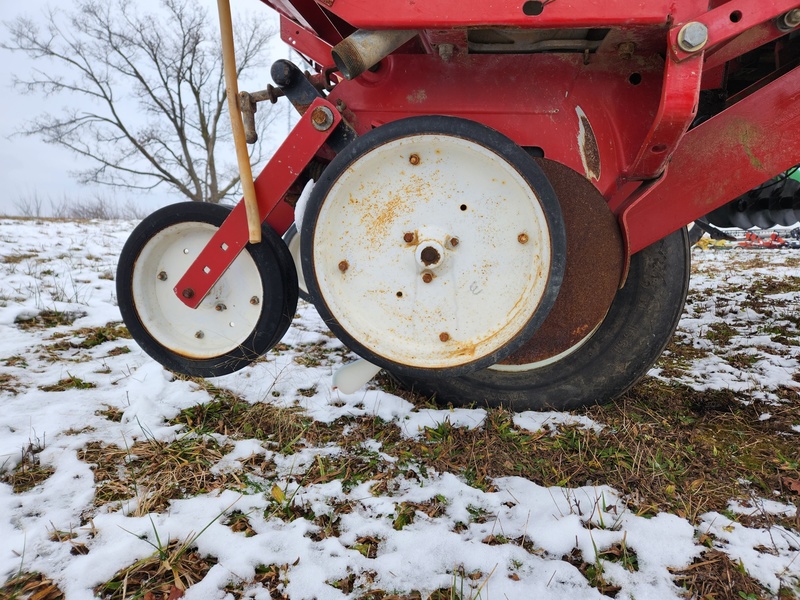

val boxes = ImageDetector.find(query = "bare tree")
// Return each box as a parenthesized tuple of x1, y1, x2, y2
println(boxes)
(4, 0, 278, 204)
(12, 193, 45, 217)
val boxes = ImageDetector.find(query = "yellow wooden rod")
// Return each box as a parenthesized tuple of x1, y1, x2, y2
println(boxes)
(217, 0, 261, 244)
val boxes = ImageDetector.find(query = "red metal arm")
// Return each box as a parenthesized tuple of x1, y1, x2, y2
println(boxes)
(619, 64, 800, 256)
(174, 97, 342, 309)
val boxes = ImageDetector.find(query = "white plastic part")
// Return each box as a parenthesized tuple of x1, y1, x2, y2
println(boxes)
(311, 133, 553, 370)
(131, 222, 263, 358)
(282, 224, 308, 298)
(332, 359, 382, 394)
(294, 179, 314, 233)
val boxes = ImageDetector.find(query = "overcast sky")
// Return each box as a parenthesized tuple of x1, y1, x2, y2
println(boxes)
(0, 0, 289, 217)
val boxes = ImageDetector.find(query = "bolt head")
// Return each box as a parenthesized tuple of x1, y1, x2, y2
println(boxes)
(215, 303, 227, 312)
(422, 272, 433, 283)
(310, 106, 334, 131)
(195, 331, 204, 339)
(338, 260, 349, 272)
(403, 232, 415, 243)
(439, 332, 450, 342)
(250, 296, 260, 305)
(157, 271, 168, 281)
(518, 233, 529, 244)
(449, 237, 459, 248)
(182, 288, 195, 299)
(409, 153, 421, 166)
(781, 8, 800, 29)
(678, 22, 708, 52)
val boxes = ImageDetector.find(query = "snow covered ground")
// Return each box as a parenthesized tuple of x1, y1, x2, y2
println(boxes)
(0, 218, 798, 599)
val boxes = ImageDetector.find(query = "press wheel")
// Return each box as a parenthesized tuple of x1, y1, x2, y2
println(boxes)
(117, 202, 298, 377)
(301, 116, 566, 379)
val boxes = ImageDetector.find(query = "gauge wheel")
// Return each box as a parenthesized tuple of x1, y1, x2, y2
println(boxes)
(301, 115, 566, 379)
(390, 228, 690, 410)
(117, 202, 298, 377)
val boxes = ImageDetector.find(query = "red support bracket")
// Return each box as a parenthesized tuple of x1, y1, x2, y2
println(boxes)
(619, 63, 800, 257)
(280, 15, 335, 68)
(174, 97, 342, 309)
(624, 53, 703, 181)
(669, 0, 797, 63)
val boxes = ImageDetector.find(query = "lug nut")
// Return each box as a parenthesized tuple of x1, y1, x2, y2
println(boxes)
(439, 332, 450, 342)
(338, 260, 349, 272)
(182, 288, 195, 299)
(195, 331, 204, 339)
(677, 21, 708, 52)
(409, 153, 421, 166)
(250, 296, 260, 305)
(518, 233, 529, 244)
(403, 232, 415, 243)
(422, 272, 433, 283)
(157, 271, 167, 281)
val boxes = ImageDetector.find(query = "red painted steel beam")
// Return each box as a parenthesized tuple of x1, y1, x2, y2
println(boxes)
(314, 0, 708, 29)
(262, 0, 344, 45)
(669, 0, 796, 63)
(281, 15, 335, 67)
(620, 64, 800, 256)
(704, 20, 790, 71)
(174, 98, 341, 309)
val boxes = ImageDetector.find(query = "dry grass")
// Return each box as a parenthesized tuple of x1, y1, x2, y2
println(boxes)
(96, 537, 216, 600)
(2, 440, 54, 493)
(0, 373, 23, 395)
(80, 435, 233, 514)
(15, 310, 87, 330)
(0, 571, 64, 600)
(671, 550, 769, 599)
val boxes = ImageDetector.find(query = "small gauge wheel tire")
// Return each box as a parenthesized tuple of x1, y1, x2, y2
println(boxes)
(389, 228, 690, 411)
(117, 202, 298, 377)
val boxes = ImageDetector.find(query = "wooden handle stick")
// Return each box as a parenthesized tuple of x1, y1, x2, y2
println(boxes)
(217, 0, 261, 243)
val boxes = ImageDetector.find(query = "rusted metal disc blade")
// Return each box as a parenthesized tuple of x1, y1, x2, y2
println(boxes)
(497, 158, 624, 367)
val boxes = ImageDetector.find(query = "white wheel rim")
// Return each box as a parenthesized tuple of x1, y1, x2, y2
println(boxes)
(312, 133, 553, 370)
(132, 222, 263, 359)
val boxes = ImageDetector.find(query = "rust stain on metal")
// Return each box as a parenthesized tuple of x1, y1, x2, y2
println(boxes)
(420, 246, 441, 266)
(311, 107, 328, 125)
(575, 106, 601, 181)
(500, 158, 623, 366)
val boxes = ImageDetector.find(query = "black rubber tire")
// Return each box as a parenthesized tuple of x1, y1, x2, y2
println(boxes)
(390, 228, 690, 411)
(117, 202, 298, 377)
